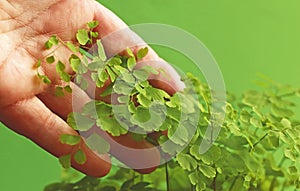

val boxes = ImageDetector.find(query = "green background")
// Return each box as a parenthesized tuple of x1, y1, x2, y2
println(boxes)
(1, 0, 299, 190)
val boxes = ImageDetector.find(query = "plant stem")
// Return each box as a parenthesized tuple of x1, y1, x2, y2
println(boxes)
(132, 170, 136, 186)
(213, 171, 218, 191)
(165, 162, 170, 191)
(229, 176, 238, 191)
(191, 184, 195, 191)
(250, 132, 268, 152)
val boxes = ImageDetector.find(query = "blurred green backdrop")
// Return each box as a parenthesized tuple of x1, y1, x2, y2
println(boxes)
(1, 0, 299, 190)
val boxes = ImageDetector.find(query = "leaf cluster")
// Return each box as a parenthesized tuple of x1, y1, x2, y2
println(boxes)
(41, 21, 300, 191)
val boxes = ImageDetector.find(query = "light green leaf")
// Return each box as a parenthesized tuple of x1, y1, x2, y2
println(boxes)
(198, 164, 216, 178)
(271, 105, 294, 118)
(126, 47, 134, 57)
(80, 77, 89, 90)
(284, 148, 296, 161)
(137, 93, 151, 107)
(76, 29, 90, 45)
(99, 70, 109, 83)
(196, 182, 206, 191)
(86, 133, 110, 154)
(190, 145, 221, 165)
(35, 59, 42, 68)
(168, 123, 188, 145)
(107, 57, 122, 66)
(240, 110, 251, 123)
(90, 31, 98, 38)
(177, 153, 197, 171)
(39, 74, 51, 84)
(113, 80, 134, 95)
(87, 20, 99, 29)
(90, 72, 98, 82)
(88, 59, 104, 71)
(74, 149, 87, 165)
(131, 106, 151, 123)
(281, 118, 291, 128)
(127, 57, 136, 71)
(56, 61, 71, 82)
(45, 35, 59, 49)
(128, 102, 136, 113)
(60, 134, 81, 146)
(69, 54, 81, 73)
(139, 65, 159, 75)
(133, 69, 149, 81)
(166, 107, 181, 122)
(250, 117, 262, 128)
(227, 123, 242, 136)
(145, 86, 170, 101)
(66, 112, 95, 131)
(96, 40, 106, 61)
(189, 171, 200, 185)
(135, 84, 146, 95)
(106, 67, 117, 82)
(96, 115, 128, 136)
(59, 155, 71, 169)
(137, 47, 149, 59)
(118, 95, 128, 103)
(268, 135, 279, 147)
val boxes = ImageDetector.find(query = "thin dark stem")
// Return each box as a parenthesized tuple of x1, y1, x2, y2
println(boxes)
(165, 162, 170, 191)
(250, 132, 268, 152)
(132, 170, 136, 186)
(213, 171, 218, 191)
(190, 184, 195, 191)
(229, 176, 238, 191)
(140, 174, 144, 182)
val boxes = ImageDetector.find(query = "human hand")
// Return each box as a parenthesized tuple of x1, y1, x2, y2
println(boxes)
(0, 0, 184, 177)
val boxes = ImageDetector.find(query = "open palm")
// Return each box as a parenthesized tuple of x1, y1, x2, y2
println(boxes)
(0, 0, 184, 177)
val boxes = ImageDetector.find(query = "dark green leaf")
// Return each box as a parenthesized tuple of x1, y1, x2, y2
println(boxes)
(59, 154, 71, 168)
(64, 85, 72, 93)
(74, 149, 87, 165)
(130, 182, 151, 190)
(100, 83, 113, 97)
(55, 86, 64, 97)
(46, 56, 55, 64)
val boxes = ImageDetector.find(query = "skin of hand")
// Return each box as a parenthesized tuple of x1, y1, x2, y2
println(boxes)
(0, 0, 184, 177)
